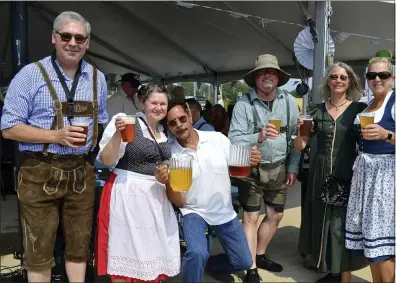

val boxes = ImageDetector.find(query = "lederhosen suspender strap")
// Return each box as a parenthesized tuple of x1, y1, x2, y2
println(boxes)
(35, 61, 99, 154)
(35, 62, 64, 155)
(91, 67, 99, 151)
(246, 91, 291, 155)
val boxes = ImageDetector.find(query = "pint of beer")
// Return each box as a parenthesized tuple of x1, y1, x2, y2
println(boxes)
(359, 112, 375, 128)
(228, 144, 251, 178)
(121, 115, 136, 142)
(71, 117, 90, 146)
(299, 115, 313, 137)
(269, 119, 281, 132)
(169, 155, 193, 192)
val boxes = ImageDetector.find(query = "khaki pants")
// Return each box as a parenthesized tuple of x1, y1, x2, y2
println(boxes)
(236, 162, 287, 213)
(17, 152, 95, 271)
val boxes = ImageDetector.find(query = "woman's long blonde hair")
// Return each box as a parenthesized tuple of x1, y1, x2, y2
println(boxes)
(320, 62, 364, 101)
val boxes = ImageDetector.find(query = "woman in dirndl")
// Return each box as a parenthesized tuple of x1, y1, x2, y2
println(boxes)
(95, 84, 180, 282)
(345, 55, 395, 283)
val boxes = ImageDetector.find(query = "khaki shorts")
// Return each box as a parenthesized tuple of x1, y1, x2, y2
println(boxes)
(17, 152, 95, 271)
(235, 162, 287, 213)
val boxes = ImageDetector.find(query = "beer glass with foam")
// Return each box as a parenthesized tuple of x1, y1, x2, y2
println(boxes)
(121, 115, 136, 142)
(169, 155, 193, 192)
(359, 112, 375, 128)
(228, 144, 251, 178)
(70, 117, 90, 146)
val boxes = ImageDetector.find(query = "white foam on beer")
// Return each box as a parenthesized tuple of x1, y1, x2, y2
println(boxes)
(123, 116, 136, 124)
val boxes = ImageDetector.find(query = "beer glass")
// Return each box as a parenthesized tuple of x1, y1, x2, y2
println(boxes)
(359, 112, 375, 128)
(169, 155, 193, 192)
(268, 116, 281, 132)
(228, 144, 251, 178)
(299, 115, 313, 137)
(121, 115, 136, 142)
(70, 117, 90, 146)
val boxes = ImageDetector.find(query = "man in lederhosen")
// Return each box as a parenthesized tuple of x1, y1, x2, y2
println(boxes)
(1, 11, 108, 283)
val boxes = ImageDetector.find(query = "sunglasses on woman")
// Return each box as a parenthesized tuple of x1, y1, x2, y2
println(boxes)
(167, 115, 188, 127)
(365, 71, 392, 80)
(56, 31, 88, 44)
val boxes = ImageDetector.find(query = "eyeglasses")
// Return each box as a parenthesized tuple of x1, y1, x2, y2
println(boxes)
(56, 31, 88, 44)
(167, 115, 188, 127)
(365, 71, 392, 80)
(329, 74, 349, 81)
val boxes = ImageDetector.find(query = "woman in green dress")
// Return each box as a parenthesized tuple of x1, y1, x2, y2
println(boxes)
(295, 62, 368, 282)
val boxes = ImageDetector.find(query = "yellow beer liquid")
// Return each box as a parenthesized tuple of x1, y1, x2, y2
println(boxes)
(269, 119, 281, 132)
(360, 116, 374, 128)
(170, 168, 192, 191)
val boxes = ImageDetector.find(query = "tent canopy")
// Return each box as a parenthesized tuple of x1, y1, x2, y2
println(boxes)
(0, 1, 394, 84)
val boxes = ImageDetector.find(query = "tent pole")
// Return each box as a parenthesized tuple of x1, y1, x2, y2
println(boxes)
(311, 1, 329, 104)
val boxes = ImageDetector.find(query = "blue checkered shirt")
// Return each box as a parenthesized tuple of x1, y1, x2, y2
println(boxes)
(1, 56, 108, 155)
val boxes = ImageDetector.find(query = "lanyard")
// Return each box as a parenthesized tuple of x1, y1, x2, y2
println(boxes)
(50, 52, 82, 122)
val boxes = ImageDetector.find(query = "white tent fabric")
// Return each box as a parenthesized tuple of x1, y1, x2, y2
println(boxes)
(0, 1, 394, 84)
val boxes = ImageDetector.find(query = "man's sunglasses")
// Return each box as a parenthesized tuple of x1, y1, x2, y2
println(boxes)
(365, 72, 392, 80)
(56, 31, 88, 44)
(329, 74, 349, 81)
(167, 115, 188, 127)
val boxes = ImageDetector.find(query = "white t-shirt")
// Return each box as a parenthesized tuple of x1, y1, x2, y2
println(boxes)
(170, 130, 237, 225)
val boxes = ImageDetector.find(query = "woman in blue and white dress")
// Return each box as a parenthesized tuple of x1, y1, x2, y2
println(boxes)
(346, 56, 395, 283)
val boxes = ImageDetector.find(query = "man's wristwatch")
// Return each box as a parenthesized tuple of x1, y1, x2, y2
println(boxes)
(385, 132, 393, 143)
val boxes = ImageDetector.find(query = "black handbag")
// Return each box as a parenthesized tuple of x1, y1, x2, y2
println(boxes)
(319, 174, 351, 207)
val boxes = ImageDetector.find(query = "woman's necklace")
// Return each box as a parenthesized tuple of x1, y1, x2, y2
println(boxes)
(150, 125, 161, 139)
(328, 98, 349, 111)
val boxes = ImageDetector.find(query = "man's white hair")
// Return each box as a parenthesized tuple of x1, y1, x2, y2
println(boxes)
(53, 11, 91, 36)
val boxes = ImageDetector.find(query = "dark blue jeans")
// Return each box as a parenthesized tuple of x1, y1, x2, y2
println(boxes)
(182, 213, 252, 283)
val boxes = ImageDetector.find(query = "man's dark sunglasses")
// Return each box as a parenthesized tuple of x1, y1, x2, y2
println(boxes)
(167, 115, 188, 127)
(365, 71, 392, 80)
(56, 31, 88, 44)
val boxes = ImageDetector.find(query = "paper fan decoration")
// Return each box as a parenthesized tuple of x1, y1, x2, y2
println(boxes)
(294, 27, 335, 70)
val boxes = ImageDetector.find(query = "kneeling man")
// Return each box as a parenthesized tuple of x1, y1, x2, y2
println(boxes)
(155, 100, 261, 283)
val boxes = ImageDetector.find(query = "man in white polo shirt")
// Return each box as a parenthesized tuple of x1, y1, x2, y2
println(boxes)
(106, 73, 141, 121)
(155, 100, 261, 283)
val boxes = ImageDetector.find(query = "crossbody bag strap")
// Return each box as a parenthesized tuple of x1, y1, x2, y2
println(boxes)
(247, 92, 259, 134)
(197, 121, 208, 130)
(137, 117, 167, 162)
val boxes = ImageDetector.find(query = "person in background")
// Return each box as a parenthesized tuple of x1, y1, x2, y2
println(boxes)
(1, 11, 108, 283)
(346, 56, 395, 283)
(106, 73, 141, 122)
(185, 98, 214, 131)
(155, 100, 261, 283)
(202, 100, 213, 122)
(227, 103, 235, 122)
(210, 104, 229, 136)
(295, 62, 368, 283)
(217, 94, 225, 107)
(171, 85, 185, 101)
(96, 84, 180, 282)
